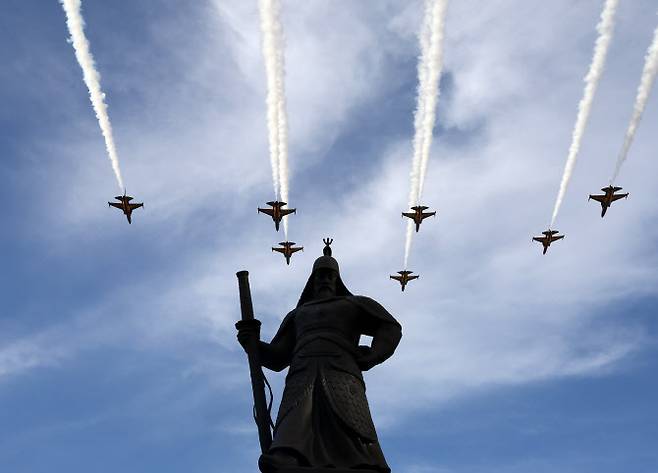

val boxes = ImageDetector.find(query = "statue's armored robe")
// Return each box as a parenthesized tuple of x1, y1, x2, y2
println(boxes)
(259, 296, 402, 472)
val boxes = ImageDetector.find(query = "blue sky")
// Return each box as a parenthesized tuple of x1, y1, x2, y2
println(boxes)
(1, 1, 658, 472)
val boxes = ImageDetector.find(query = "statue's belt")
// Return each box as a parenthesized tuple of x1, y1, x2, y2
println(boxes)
(293, 330, 359, 359)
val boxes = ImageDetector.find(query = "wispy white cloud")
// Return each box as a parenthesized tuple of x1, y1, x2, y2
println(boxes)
(0, 335, 66, 378)
(402, 465, 455, 473)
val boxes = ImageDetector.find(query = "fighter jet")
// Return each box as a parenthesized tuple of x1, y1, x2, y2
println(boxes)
(402, 206, 436, 232)
(108, 190, 143, 224)
(390, 270, 419, 292)
(272, 241, 303, 265)
(588, 185, 629, 218)
(532, 229, 564, 255)
(258, 201, 296, 231)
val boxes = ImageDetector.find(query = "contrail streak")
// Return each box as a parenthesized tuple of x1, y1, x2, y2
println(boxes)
(611, 18, 658, 183)
(550, 0, 619, 227)
(404, 0, 449, 269)
(59, 0, 124, 191)
(259, 0, 291, 237)
(259, 0, 281, 201)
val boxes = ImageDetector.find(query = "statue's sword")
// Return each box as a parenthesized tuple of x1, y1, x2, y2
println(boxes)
(236, 270, 273, 453)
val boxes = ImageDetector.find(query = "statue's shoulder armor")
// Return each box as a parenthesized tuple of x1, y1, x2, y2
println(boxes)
(270, 309, 298, 345)
(281, 308, 298, 326)
(346, 295, 401, 328)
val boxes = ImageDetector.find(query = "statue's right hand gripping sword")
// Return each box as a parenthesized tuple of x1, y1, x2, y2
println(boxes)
(236, 270, 273, 453)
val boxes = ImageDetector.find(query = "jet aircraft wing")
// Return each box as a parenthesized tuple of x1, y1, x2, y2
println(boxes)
(129, 203, 144, 210)
(532, 236, 548, 243)
(420, 212, 436, 219)
(402, 212, 416, 219)
(390, 275, 403, 282)
(280, 208, 296, 217)
(272, 247, 286, 254)
(610, 193, 628, 202)
(109, 202, 123, 210)
(589, 194, 606, 203)
(258, 208, 275, 217)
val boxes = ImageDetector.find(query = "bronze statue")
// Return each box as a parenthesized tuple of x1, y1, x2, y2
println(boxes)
(236, 239, 402, 472)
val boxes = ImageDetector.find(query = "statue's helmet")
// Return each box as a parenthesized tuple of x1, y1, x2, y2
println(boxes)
(296, 238, 353, 306)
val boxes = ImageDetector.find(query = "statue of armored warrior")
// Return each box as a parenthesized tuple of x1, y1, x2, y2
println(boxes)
(236, 239, 402, 472)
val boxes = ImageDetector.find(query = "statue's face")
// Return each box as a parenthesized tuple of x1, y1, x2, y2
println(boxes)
(313, 268, 338, 299)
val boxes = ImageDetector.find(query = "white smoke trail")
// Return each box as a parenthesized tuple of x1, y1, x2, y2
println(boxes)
(404, 0, 449, 269)
(259, 0, 281, 201)
(550, 0, 619, 226)
(403, 219, 416, 270)
(59, 0, 124, 191)
(611, 18, 658, 183)
(417, 0, 449, 201)
(259, 0, 291, 238)
(276, 38, 291, 238)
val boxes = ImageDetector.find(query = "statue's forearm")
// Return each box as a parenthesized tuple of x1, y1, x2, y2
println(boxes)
(258, 340, 292, 372)
(370, 323, 402, 364)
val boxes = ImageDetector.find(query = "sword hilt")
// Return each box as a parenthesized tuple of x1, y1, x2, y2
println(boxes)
(236, 270, 255, 321)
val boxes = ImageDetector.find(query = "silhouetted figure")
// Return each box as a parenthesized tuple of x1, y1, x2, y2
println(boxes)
(237, 239, 402, 472)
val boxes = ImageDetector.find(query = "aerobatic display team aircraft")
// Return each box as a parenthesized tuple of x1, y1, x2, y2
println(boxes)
(272, 241, 303, 265)
(258, 201, 296, 231)
(108, 190, 143, 224)
(532, 229, 565, 255)
(588, 185, 629, 218)
(402, 205, 436, 232)
(390, 270, 419, 291)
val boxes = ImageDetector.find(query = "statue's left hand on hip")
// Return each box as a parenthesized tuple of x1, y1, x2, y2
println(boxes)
(356, 345, 378, 371)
